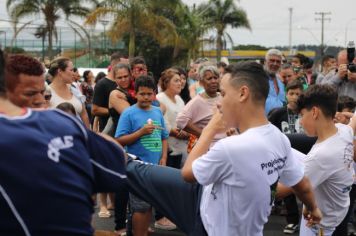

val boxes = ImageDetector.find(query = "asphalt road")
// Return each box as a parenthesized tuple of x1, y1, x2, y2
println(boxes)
(93, 207, 297, 236)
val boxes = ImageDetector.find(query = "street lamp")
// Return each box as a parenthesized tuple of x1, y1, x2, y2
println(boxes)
(100, 20, 109, 55)
(345, 18, 356, 46)
(0, 31, 7, 49)
(297, 25, 320, 44)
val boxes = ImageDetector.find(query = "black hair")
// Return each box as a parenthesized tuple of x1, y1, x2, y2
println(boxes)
(297, 84, 338, 118)
(337, 96, 355, 112)
(303, 57, 313, 70)
(0, 49, 5, 96)
(83, 70, 91, 83)
(134, 75, 156, 93)
(130, 56, 146, 68)
(95, 72, 106, 83)
(321, 55, 335, 66)
(56, 102, 76, 115)
(73, 67, 78, 73)
(111, 52, 125, 63)
(286, 80, 303, 92)
(293, 53, 308, 66)
(225, 61, 269, 104)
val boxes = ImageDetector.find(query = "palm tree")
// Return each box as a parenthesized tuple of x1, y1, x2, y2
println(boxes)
(6, 0, 96, 59)
(172, 3, 212, 64)
(203, 0, 250, 62)
(85, 0, 179, 58)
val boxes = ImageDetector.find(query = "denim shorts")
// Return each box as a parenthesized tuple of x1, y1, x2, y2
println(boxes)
(129, 193, 151, 213)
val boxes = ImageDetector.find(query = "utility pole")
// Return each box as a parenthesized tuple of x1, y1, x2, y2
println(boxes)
(315, 12, 331, 57)
(288, 8, 293, 52)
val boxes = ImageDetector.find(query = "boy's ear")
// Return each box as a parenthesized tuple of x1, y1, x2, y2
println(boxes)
(239, 85, 249, 102)
(311, 106, 319, 120)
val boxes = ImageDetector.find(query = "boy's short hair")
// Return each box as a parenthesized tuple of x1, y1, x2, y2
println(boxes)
(56, 102, 76, 115)
(297, 84, 338, 118)
(292, 53, 307, 66)
(337, 96, 355, 112)
(321, 55, 335, 66)
(225, 61, 269, 105)
(134, 75, 156, 93)
(286, 80, 303, 92)
(130, 56, 146, 68)
(280, 63, 293, 70)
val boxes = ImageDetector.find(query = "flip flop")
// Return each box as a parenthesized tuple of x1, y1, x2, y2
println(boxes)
(98, 211, 111, 218)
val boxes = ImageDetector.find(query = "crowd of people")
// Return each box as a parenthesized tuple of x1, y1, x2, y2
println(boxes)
(1, 45, 356, 236)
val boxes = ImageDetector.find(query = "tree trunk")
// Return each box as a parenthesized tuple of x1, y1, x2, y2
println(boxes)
(48, 25, 53, 60)
(216, 31, 223, 62)
(129, 28, 135, 59)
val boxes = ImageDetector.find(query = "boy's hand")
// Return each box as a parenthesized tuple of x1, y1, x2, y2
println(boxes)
(140, 124, 155, 135)
(205, 108, 227, 135)
(303, 207, 322, 227)
(159, 157, 167, 166)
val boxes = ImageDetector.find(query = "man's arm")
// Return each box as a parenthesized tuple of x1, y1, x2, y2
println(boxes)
(277, 177, 322, 226)
(92, 104, 109, 116)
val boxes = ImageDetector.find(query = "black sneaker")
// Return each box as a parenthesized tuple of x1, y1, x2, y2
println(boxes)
(283, 224, 299, 234)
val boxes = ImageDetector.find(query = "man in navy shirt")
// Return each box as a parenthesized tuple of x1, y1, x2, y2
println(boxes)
(0, 50, 127, 236)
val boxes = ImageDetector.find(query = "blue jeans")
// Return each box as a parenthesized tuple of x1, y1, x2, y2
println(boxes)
(126, 159, 207, 236)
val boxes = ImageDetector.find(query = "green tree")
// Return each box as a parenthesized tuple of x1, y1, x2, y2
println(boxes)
(173, 3, 212, 65)
(85, 0, 179, 58)
(7, 0, 95, 59)
(204, 0, 250, 62)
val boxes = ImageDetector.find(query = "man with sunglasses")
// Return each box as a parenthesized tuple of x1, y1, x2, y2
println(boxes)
(5, 54, 46, 108)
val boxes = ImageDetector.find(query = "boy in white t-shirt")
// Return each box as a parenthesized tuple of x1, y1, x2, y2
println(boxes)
(126, 61, 322, 236)
(279, 84, 355, 236)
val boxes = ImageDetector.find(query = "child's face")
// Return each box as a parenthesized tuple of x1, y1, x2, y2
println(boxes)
(279, 68, 295, 84)
(299, 108, 317, 137)
(136, 86, 154, 109)
(286, 88, 302, 109)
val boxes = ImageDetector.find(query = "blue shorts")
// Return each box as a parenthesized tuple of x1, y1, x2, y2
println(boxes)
(129, 193, 151, 213)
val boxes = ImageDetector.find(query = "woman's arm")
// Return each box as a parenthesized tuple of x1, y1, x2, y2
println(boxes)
(80, 104, 91, 129)
(109, 90, 130, 114)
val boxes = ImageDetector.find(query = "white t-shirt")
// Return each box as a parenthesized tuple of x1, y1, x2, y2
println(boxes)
(192, 124, 304, 236)
(49, 87, 83, 115)
(302, 123, 354, 229)
(156, 92, 187, 155)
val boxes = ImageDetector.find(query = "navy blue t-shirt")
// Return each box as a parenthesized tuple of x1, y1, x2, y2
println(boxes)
(0, 109, 126, 236)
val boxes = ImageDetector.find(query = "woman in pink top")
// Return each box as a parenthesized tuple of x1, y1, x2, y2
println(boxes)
(176, 65, 226, 150)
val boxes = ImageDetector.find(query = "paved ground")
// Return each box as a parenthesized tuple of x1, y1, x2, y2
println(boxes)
(93, 207, 297, 236)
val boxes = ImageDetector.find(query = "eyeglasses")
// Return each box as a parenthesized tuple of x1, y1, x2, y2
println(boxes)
(44, 94, 52, 101)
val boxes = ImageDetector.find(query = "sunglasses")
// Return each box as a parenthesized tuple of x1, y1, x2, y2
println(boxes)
(44, 94, 52, 101)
